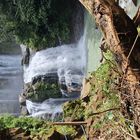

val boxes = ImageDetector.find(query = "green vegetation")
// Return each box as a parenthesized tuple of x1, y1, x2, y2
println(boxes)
(0, 0, 75, 50)
(0, 114, 45, 132)
(0, 114, 80, 139)
(63, 51, 135, 139)
(63, 51, 120, 120)
(26, 82, 62, 102)
(63, 99, 85, 121)
(0, 51, 135, 139)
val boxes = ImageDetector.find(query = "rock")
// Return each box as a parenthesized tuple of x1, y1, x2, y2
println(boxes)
(19, 94, 26, 106)
(81, 78, 91, 99)
(31, 75, 42, 85)
(21, 47, 30, 65)
(31, 73, 58, 85)
(20, 106, 29, 116)
(26, 82, 62, 102)
(22, 73, 62, 102)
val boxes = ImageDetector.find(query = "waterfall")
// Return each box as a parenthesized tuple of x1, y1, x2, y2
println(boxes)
(24, 35, 86, 87)
(24, 2, 140, 119)
(84, 11, 102, 74)
(24, 25, 87, 119)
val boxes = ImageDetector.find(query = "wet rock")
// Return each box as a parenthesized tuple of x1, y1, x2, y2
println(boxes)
(31, 75, 42, 85)
(26, 82, 62, 102)
(70, 0, 84, 43)
(31, 73, 58, 85)
(21, 47, 30, 65)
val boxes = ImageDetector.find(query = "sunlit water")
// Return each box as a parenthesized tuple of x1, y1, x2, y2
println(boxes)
(0, 54, 23, 115)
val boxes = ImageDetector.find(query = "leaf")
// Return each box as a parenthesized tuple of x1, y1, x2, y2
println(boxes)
(107, 112, 114, 120)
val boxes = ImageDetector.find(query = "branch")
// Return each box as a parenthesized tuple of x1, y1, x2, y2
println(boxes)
(51, 121, 87, 125)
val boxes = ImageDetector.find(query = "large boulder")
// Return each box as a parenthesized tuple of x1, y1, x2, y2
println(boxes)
(25, 73, 61, 102)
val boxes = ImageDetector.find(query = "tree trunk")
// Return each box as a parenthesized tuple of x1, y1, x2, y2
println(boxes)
(79, 0, 140, 134)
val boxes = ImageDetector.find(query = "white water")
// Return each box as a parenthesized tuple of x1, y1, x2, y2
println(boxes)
(25, 30, 87, 118)
(24, 35, 86, 89)
(26, 98, 75, 120)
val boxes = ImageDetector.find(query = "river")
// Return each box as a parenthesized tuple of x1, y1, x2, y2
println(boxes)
(0, 45, 23, 115)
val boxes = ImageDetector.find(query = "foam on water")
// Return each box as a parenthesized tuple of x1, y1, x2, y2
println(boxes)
(24, 35, 87, 88)
(26, 98, 73, 120)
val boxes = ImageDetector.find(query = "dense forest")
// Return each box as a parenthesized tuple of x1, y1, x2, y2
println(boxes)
(0, 0, 77, 50)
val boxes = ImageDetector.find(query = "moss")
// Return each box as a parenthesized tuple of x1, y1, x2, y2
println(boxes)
(63, 99, 85, 121)
(63, 51, 120, 122)
(138, 26, 140, 35)
(61, 51, 129, 138)
(27, 82, 62, 102)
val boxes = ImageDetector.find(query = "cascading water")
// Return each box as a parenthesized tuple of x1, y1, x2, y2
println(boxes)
(24, 28, 87, 119)
(23, 1, 140, 119)
(24, 35, 86, 87)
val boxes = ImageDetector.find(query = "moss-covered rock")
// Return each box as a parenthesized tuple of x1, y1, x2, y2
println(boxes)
(25, 82, 62, 102)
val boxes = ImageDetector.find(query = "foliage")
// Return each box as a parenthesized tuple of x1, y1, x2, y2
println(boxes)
(62, 51, 135, 139)
(27, 82, 62, 102)
(0, 114, 47, 131)
(0, 0, 74, 50)
(63, 52, 120, 121)
(63, 99, 85, 121)
(0, 114, 79, 139)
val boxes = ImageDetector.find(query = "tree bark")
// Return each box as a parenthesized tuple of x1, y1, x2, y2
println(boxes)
(79, 0, 140, 133)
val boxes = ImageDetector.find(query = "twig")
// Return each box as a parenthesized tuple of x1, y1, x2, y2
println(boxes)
(121, 34, 139, 87)
(88, 107, 120, 116)
(51, 121, 87, 125)
(127, 34, 139, 60)
(103, 54, 122, 75)
(120, 126, 140, 140)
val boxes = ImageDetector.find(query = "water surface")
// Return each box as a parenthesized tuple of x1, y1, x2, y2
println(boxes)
(0, 48, 23, 115)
